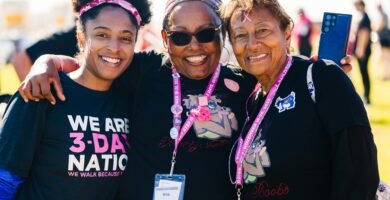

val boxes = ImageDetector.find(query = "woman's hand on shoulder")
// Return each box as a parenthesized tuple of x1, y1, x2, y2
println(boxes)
(18, 54, 79, 105)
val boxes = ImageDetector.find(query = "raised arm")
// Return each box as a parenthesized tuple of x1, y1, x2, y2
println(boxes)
(18, 54, 79, 104)
(10, 50, 33, 81)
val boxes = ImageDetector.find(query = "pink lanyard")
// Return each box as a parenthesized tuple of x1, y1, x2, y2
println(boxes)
(234, 56, 293, 188)
(168, 64, 221, 176)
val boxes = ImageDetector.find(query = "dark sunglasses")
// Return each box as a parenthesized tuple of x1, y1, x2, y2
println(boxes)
(166, 25, 222, 46)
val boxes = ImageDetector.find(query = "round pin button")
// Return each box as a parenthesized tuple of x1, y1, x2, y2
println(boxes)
(170, 127, 179, 139)
(171, 105, 183, 114)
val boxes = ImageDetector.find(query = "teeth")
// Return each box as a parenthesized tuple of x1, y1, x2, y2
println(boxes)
(249, 54, 267, 61)
(102, 56, 120, 64)
(186, 55, 206, 63)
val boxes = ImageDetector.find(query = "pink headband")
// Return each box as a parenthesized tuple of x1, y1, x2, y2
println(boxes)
(165, 0, 222, 17)
(79, 0, 142, 26)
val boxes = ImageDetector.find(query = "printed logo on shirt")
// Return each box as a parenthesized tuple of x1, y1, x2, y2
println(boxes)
(183, 95, 238, 140)
(243, 129, 271, 184)
(274, 92, 296, 113)
(158, 136, 230, 153)
(246, 180, 290, 199)
(66, 115, 130, 178)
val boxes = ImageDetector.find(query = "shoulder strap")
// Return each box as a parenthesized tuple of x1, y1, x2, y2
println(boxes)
(307, 63, 316, 103)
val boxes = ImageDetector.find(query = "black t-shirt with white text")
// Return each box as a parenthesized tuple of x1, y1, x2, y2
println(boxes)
(0, 73, 130, 200)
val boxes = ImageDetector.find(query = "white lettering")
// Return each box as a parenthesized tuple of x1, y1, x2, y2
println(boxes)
(114, 118, 125, 132)
(105, 118, 116, 132)
(67, 115, 88, 131)
(68, 154, 85, 171)
(118, 154, 128, 170)
(89, 117, 100, 132)
(124, 118, 130, 133)
(85, 155, 100, 171)
(101, 154, 113, 171)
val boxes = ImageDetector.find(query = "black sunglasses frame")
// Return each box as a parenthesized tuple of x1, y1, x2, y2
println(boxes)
(165, 25, 222, 46)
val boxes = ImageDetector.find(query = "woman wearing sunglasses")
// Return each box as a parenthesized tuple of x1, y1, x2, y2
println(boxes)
(17, 0, 353, 199)
(19, 1, 254, 199)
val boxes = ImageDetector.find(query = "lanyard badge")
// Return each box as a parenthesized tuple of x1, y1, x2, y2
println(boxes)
(153, 64, 221, 200)
(154, 174, 186, 200)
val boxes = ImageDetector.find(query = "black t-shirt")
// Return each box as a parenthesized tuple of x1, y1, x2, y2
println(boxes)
(26, 27, 78, 62)
(238, 57, 376, 199)
(114, 52, 257, 200)
(0, 73, 130, 200)
(354, 12, 372, 55)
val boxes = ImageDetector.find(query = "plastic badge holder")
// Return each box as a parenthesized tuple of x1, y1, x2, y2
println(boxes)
(153, 174, 186, 200)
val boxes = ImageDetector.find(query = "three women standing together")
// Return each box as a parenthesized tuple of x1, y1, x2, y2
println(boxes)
(1, 0, 378, 199)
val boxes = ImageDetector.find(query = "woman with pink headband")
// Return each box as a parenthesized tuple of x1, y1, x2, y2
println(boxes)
(0, 0, 151, 199)
(16, 0, 353, 199)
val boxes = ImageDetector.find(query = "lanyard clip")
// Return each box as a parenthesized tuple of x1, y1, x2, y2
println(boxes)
(169, 154, 176, 177)
(235, 184, 243, 200)
(237, 187, 242, 200)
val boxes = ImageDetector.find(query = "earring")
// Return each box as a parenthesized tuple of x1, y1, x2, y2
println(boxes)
(288, 46, 294, 54)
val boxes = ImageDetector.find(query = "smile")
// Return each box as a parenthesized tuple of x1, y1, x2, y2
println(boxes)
(101, 56, 121, 64)
(248, 53, 268, 62)
(185, 55, 207, 65)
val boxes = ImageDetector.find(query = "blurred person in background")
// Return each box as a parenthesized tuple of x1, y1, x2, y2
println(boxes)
(11, 26, 78, 81)
(0, 0, 152, 199)
(376, 4, 390, 80)
(354, 0, 372, 104)
(293, 8, 313, 57)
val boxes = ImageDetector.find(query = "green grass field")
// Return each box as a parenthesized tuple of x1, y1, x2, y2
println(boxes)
(349, 54, 390, 183)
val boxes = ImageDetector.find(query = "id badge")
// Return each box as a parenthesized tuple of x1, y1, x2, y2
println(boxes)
(153, 174, 186, 200)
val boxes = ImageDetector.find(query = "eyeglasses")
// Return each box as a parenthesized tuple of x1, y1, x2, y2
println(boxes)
(166, 25, 221, 46)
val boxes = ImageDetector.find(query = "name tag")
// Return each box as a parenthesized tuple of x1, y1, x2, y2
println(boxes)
(153, 174, 186, 200)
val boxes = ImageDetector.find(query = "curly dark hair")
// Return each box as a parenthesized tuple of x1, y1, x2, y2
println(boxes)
(73, 0, 152, 33)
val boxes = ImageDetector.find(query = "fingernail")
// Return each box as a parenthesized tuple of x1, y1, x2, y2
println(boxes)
(24, 99, 29, 103)
(34, 99, 39, 102)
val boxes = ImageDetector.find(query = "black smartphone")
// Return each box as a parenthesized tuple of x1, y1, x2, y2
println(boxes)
(318, 12, 352, 66)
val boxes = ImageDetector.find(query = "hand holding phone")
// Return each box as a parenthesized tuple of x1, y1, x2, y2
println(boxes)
(318, 12, 352, 66)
